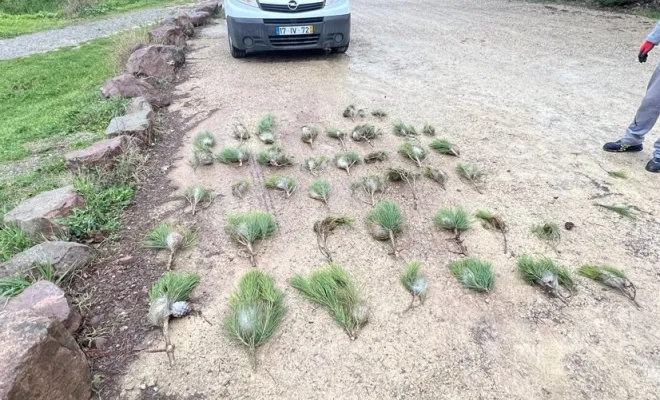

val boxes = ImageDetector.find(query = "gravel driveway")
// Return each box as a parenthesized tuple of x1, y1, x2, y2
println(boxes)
(0, 5, 187, 60)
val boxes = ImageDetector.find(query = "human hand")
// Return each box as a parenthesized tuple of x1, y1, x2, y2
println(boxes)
(639, 40, 655, 63)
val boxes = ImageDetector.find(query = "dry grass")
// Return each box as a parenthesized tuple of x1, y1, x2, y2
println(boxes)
(110, 26, 150, 74)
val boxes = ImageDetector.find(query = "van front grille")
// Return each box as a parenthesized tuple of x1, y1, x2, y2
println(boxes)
(260, 2, 324, 13)
(263, 17, 324, 24)
(269, 34, 321, 47)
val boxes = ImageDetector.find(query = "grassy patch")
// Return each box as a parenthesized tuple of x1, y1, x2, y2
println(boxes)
(0, 0, 190, 38)
(0, 224, 34, 262)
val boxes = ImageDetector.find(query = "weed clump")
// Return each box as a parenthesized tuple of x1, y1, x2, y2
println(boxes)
(366, 200, 404, 257)
(429, 139, 460, 156)
(313, 217, 352, 261)
(301, 126, 320, 148)
(231, 180, 250, 199)
(224, 270, 284, 370)
(456, 163, 483, 193)
(399, 142, 428, 167)
(434, 207, 471, 255)
(351, 175, 386, 206)
(148, 272, 200, 366)
(144, 223, 196, 270)
(183, 185, 213, 216)
(364, 151, 388, 163)
(449, 258, 494, 292)
(256, 114, 276, 144)
(291, 264, 368, 340)
(335, 151, 361, 176)
(393, 122, 418, 137)
(518, 256, 575, 304)
(265, 175, 296, 198)
(304, 155, 328, 176)
(424, 167, 449, 189)
(578, 265, 639, 307)
(475, 209, 508, 253)
(258, 146, 294, 167)
(400, 261, 427, 311)
(309, 179, 331, 204)
(216, 147, 250, 166)
(226, 212, 277, 267)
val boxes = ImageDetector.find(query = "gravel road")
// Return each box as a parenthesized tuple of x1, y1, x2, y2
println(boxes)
(108, 1, 660, 399)
(0, 5, 187, 60)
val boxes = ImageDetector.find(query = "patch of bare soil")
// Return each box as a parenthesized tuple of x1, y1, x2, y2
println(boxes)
(85, 2, 660, 399)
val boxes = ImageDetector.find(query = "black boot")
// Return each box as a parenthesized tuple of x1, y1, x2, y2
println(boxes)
(603, 140, 643, 153)
(646, 158, 660, 173)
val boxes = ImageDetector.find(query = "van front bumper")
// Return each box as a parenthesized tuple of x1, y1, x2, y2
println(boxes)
(227, 14, 350, 52)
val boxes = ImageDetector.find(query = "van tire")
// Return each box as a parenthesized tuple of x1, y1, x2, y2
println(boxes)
(229, 37, 246, 59)
(333, 43, 349, 54)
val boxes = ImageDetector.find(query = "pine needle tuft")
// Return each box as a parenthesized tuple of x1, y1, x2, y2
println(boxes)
(449, 258, 494, 292)
(256, 114, 276, 144)
(183, 185, 213, 215)
(232, 123, 250, 142)
(532, 222, 561, 242)
(194, 131, 215, 150)
(216, 147, 250, 166)
(517, 256, 575, 304)
(429, 139, 460, 156)
(422, 124, 436, 136)
(578, 265, 639, 307)
(393, 122, 418, 137)
(291, 264, 368, 340)
(371, 109, 387, 120)
(434, 207, 471, 233)
(343, 104, 366, 120)
(226, 212, 277, 267)
(399, 142, 428, 167)
(326, 128, 348, 150)
(456, 163, 483, 193)
(265, 175, 297, 198)
(364, 151, 388, 163)
(304, 155, 329, 176)
(309, 179, 331, 204)
(144, 223, 197, 269)
(258, 146, 294, 167)
(301, 126, 320, 148)
(351, 124, 380, 145)
(400, 261, 427, 310)
(231, 179, 251, 199)
(335, 151, 361, 176)
(224, 270, 285, 370)
(366, 199, 404, 256)
(424, 167, 449, 189)
(594, 203, 635, 219)
(351, 175, 386, 206)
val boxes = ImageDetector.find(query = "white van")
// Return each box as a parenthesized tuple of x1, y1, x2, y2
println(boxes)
(224, 0, 350, 58)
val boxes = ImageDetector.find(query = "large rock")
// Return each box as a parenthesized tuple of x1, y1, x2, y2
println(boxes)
(0, 241, 93, 279)
(188, 11, 211, 27)
(149, 23, 186, 47)
(105, 97, 154, 145)
(65, 135, 131, 173)
(195, 1, 220, 15)
(3, 186, 83, 240)
(166, 13, 195, 37)
(5, 281, 81, 333)
(126, 44, 185, 80)
(0, 309, 91, 399)
(100, 74, 170, 107)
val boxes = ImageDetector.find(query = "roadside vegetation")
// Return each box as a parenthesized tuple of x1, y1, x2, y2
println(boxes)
(0, 0, 189, 38)
(534, 0, 660, 18)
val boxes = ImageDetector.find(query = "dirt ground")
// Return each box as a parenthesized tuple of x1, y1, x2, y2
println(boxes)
(113, 1, 660, 399)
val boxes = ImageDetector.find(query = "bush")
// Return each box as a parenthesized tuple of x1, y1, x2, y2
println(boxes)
(110, 26, 150, 74)
(595, 0, 635, 6)
(0, 0, 60, 15)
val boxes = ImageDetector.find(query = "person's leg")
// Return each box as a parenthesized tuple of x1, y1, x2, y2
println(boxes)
(622, 63, 660, 145)
(645, 137, 660, 172)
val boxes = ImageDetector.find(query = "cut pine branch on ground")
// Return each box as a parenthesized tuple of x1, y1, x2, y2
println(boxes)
(366, 199, 404, 257)
(434, 207, 471, 255)
(400, 261, 427, 311)
(475, 209, 508, 254)
(351, 175, 386, 206)
(449, 258, 494, 293)
(517, 256, 575, 305)
(313, 216, 352, 261)
(224, 270, 285, 370)
(143, 222, 197, 270)
(291, 264, 369, 340)
(226, 211, 277, 267)
(578, 265, 640, 307)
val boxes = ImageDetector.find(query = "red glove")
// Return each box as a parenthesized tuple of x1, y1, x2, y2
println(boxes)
(639, 40, 654, 63)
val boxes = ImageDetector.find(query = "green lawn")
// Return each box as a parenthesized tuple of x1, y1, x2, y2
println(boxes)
(0, 37, 127, 211)
(0, 0, 191, 38)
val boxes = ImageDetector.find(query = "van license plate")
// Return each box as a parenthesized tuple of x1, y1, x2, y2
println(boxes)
(275, 25, 313, 36)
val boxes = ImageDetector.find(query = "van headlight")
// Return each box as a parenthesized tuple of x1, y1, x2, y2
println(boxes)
(236, 0, 259, 7)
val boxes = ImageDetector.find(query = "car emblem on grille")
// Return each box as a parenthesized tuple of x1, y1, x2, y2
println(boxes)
(288, 0, 299, 10)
